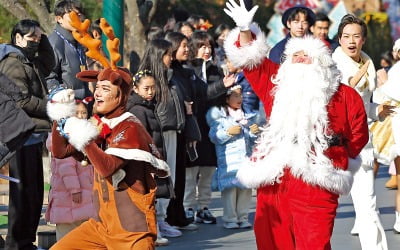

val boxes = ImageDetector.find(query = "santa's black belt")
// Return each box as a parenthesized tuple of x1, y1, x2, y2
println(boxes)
(293, 134, 343, 147)
(327, 134, 343, 147)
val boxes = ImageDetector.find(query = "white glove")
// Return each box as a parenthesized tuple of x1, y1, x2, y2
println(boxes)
(51, 88, 75, 103)
(224, 0, 258, 31)
(63, 117, 99, 151)
(47, 88, 76, 121)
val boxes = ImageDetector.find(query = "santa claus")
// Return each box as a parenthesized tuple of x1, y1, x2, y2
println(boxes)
(223, 0, 369, 249)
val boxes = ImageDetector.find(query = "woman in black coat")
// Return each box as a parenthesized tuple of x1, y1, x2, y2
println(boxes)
(164, 31, 236, 226)
(184, 30, 236, 223)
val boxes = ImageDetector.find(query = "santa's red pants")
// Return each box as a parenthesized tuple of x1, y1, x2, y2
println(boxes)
(254, 169, 338, 250)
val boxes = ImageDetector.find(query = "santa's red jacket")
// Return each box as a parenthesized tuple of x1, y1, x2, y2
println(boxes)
(224, 24, 369, 195)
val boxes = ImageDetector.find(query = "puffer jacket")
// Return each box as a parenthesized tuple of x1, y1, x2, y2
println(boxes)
(0, 77, 36, 166)
(45, 134, 95, 224)
(206, 106, 258, 191)
(127, 92, 165, 157)
(0, 41, 53, 132)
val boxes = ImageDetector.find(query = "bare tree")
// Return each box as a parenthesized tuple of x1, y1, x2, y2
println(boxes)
(26, 0, 55, 33)
(125, 0, 157, 70)
(0, 0, 54, 34)
(0, 0, 157, 69)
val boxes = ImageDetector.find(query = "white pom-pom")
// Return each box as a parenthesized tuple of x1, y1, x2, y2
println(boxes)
(47, 102, 76, 121)
(63, 117, 99, 151)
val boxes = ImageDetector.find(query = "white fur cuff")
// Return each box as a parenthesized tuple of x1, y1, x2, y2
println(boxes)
(63, 117, 99, 151)
(47, 101, 76, 121)
(224, 23, 270, 69)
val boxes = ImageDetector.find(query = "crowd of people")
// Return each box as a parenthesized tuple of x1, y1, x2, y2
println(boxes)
(0, 0, 400, 249)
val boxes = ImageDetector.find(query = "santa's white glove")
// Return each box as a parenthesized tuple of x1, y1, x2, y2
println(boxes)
(224, 0, 258, 31)
(63, 117, 99, 151)
(47, 87, 76, 121)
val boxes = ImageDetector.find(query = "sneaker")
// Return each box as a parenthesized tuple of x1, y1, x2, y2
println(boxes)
(394, 211, 400, 233)
(223, 222, 239, 229)
(239, 221, 252, 229)
(185, 208, 195, 223)
(350, 225, 359, 236)
(158, 221, 182, 238)
(174, 223, 199, 231)
(155, 235, 169, 246)
(196, 207, 217, 224)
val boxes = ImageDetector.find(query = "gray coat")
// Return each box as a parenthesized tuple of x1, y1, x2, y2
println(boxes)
(46, 24, 91, 99)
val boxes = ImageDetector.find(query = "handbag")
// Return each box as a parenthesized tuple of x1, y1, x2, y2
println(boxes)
(184, 115, 202, 142)
(155, 176, 175, 199)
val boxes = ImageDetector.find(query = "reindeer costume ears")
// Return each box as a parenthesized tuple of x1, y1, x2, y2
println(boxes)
(68, 11, 132, 89)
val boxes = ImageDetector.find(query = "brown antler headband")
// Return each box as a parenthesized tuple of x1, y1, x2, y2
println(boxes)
(69, 11, 120, 70)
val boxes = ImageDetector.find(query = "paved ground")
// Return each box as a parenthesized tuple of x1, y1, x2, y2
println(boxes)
(158, 165, 400, 250)
(0, 165, 399, 249)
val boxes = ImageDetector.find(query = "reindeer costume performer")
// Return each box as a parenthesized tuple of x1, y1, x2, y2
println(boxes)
(223, 1, 369, 249)
(47, 12, 169, 249)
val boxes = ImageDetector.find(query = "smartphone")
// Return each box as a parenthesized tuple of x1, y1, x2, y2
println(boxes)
(186, 143, 199, 162)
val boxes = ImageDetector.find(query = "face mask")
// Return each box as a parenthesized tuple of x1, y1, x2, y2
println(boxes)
(23, 40, 39, 59)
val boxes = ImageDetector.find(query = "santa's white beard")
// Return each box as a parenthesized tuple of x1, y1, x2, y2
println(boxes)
(251, 62, 339, 182)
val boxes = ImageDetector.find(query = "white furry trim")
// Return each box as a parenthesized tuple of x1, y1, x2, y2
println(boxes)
(63, 117, 99, 151)
(101, 112, 133, 129)
(224, 23, 270, 69)
(284, 36, 334, 69)
(390, 145, 400, 160)
(47, 101, 76, 121)
(105, 148, 170, 176)
(332, 47, 376, 92)
(237, 156, 354, 195)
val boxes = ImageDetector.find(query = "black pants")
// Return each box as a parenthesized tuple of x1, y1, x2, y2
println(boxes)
(5, 143, 44, 250)
(166, 134, 191, 227)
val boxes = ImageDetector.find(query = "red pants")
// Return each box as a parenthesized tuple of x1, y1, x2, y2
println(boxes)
(254, 170, 338, 250)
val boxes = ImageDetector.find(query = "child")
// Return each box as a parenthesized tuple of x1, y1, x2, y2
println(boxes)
(127, 70, 170, 246)
(225, 57, 260, 116)
(137, 38, 190, 238)
(45, 98, 95, 241)
(206, 85, 259, 229)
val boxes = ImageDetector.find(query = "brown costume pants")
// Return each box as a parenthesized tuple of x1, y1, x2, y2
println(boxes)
(51, 172, 157, 250)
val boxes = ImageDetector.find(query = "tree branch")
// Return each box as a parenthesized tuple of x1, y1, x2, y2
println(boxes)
(0, 0, 33, 20)
(125, 0, 146, 58)
(148, 0, 157, 24)
(26, 0, 55, 34)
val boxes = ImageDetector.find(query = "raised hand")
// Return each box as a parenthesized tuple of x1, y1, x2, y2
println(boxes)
(47, 87, 76, 121)
(223, 0, 258, 31)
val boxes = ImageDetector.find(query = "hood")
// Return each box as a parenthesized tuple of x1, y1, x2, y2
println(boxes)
(0, 44, 24, 61)
(127, 92, 155, 109)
